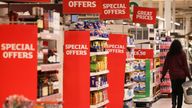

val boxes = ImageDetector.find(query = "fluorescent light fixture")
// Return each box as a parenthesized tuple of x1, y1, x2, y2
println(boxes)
(156, 16, 165, 21)
(156, 16, 180, 26)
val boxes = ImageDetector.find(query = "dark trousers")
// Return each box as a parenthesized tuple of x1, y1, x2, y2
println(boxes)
(171, 79, 186, 108)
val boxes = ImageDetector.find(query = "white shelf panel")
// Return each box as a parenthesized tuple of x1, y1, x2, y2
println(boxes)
(124, 95, 135, 101)
(38, 63, 61, 72)
(38, 32, 59, 40)
(127, 45, 136, 48)
(90, 36, 109, 41)
(133, 97, 154, 102)
(124, 82, 136, 87)
(90, 70, 109, 76)
(125, 70, 136, 73)
(126, 58, 135, 61)
(37, 93, 62, 102)
(90, 51, 109, 56)
(90, 100, 109, 108)
(90, 84, 109, 91)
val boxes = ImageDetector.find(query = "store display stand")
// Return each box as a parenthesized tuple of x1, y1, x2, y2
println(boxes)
(124, 35, 136, 108)
(37, 31, 63, 102)
(160, 41, 172, 95)
(90, 36, 110, 108)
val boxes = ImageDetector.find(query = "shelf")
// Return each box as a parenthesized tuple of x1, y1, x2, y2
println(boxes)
(125, 70, 138, 73)
(37, 93, 62, 102)
(38, 63, 61, 71)
(90, 70, 109, 76)
(38, 32, 59, 40)
(90, 84, 109, 91)
(90, 51, 109, 56)
(127, 45, 136, 48)
(90, 100, 109, 108)
(124, 82, 136, 87)
(126, 58, 135, 61)
(124, 95, 135, 101)
(133, 97, 154, 102)
(90, 36, 109, 41)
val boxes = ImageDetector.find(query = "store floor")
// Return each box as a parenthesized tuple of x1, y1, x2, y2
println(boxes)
(152, 98, 191, 108)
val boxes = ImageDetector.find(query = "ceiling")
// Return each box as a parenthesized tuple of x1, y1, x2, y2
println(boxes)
(142, 0, 192, 16)
(1, 0, 192, 16)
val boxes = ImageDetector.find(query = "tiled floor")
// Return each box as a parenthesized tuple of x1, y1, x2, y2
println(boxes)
(152, 98, 192, 108)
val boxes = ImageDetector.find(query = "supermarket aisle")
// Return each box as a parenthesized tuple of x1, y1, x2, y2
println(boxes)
(152, 98, 191, 108)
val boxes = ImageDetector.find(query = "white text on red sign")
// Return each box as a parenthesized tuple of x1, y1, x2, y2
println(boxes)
(0, 43, 35, 59)
(68, 1, 96, 8)
(136, 11, 153, 20)
(107, 44, 125, 53)
(65, 44, 88, 55)
(103, 3, 126, 15)
(134, 50, 147, 56)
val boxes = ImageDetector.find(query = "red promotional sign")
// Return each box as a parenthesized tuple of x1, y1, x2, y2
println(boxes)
(0, 25, 37, 106)
(133, 6, 156, 24)
(134, 49, 154, 59)
(100, 0, 130, 19)
(107, 34, 127, 108)
(63, 0, 101, 14)
(63, 31, 90, 108)
(14, 0, 50, 2)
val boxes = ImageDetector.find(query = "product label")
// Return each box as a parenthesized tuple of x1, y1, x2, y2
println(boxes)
(133, 6, 156, 24)
(100, 0, 130, 19)
(0, 43, 35, 59)
(63, 0, 101, 14)
(107, 44, 125, 54)
(65, 44, 88, 55)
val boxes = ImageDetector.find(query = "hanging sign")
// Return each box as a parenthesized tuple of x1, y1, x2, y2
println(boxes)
(63, 0, 101, 14)
(63, 31, 90, 108)
(107, 34, 127, 108)
(14, 0, 50, 2)
(133, 6, 156, 24)
(100, 0, 130, 19)
(0, 25, 37, 106)
(134, 49, 154, 59)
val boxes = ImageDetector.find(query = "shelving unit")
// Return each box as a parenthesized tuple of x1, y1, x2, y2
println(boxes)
(159, 41, 172, 94)
(90, 27, 109, 107)
(37, 30, 63, 103)
(124, 34, 136, 108)
(36, 9, 63, 102)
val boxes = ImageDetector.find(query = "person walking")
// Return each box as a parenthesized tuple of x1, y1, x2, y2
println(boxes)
(161, 40, 192, 108)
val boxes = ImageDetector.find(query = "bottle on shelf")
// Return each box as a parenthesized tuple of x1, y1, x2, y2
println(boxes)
(42, 77, 49, 97)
